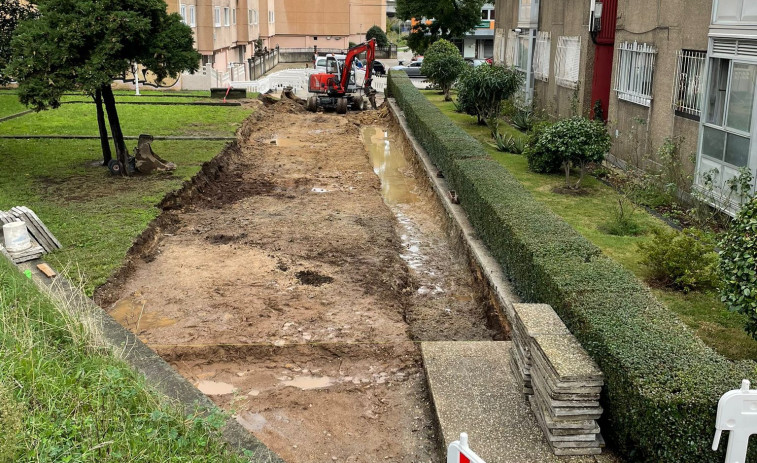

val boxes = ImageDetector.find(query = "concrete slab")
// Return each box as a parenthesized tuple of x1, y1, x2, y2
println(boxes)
(422, 341, 598, 463)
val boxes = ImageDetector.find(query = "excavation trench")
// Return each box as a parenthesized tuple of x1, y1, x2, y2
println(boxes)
(102, 100, 507, 463)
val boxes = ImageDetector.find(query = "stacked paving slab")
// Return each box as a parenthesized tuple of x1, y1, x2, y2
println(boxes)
(511, 303, 604, 456)
(0, 206, 62, 263)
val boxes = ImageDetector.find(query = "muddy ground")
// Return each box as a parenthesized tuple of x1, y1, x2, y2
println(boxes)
(98, 97, 502, 462)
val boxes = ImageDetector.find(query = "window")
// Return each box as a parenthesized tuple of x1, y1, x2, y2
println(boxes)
(672, 50, 706, 119)
(180, 4, 186, 24)
(516, 35, 529, 72)
(189, 5, 195, 26)
(232, 8, 236, 25)
(214, 7, 221, 26)
(254, 10, 258, 24)
(702, 58, 756, 168)
(555, 36, 581, 89)
(533, 31, 550, 82)
(224, 7, 230, 26)
(614, 41, 656, 106)
(248, 9, 252, 24)
(313, 36, 318, 41)
(269, 10, 274, 23)
(481, 9, 494, 20)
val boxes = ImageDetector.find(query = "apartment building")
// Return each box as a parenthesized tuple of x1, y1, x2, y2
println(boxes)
(493, 0, 757, 209)
(461, 3, 497, 59)
(168, 0, 261, 71)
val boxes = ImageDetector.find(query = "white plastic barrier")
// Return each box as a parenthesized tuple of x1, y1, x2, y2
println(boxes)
(713, 379, 757, 463)
(447, 433, 486, 463)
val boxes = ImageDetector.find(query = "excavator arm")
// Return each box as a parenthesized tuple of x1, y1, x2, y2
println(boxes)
(339, 38, 376, 94)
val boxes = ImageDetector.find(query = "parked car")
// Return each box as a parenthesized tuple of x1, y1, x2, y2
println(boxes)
(390, 60, 424, 77)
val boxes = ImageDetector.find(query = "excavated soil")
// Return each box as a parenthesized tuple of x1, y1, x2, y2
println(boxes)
(99, 99, 503, 462)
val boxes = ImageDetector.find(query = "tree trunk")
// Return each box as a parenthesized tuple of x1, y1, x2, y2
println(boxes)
(564, 161, 571, 188)
(443, 85, 451, 101)
(101, 84, 129, 176)
(575, 163, 586, 189)
(94, 89, 112, 166)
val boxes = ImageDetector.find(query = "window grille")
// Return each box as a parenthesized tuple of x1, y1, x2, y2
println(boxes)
(533, 31, 550, 82)
(554, 36, 580, 89)
(505, 30, 517, 67)
(672, 50, 706, 118)
(614, 41, 657, 107)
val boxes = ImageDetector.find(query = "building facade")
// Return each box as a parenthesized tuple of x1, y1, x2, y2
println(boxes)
(492, 0, 757, 208)
(167, 0, 385, 74)
(461, 3, 497, 59)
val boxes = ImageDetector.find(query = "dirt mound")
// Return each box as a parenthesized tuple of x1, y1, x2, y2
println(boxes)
(295, 270, 334, 286)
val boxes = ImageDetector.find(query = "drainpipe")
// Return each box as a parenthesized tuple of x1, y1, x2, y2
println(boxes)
(525, 29, 536, 104)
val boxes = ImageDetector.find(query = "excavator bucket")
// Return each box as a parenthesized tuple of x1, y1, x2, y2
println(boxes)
(133, 134, 176, 174)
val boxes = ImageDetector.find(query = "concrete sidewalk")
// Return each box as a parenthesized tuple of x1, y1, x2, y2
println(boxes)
(422, 341, 619, 463)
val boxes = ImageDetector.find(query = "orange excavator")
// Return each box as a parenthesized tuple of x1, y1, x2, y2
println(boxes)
(306, 39, 377, 114)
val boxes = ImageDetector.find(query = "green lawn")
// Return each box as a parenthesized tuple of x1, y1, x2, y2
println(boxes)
(0, 93, 30, 118)
(422, 90, 757, 360)
(0, 92, 252, 294)
(0, 258, 256, 462)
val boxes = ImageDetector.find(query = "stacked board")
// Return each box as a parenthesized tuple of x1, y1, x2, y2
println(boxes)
(0, 207, 61, 263)
(510, 303, 604, 456)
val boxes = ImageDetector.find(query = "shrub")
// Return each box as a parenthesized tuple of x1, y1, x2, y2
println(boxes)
(598, 197, 644, 236)
(366, 25, 389, 47)
(456, 64, 523, 124)
(387, 71, 757, 462)
(720, 196, 757, 338)
(638, 228, 719, 292)
(421, 39, 466, 101)
(523, 121, 561, 173)
(493, 132, 524, 154)
(511, 107, 534, 131)
(532, 117, 611, 189)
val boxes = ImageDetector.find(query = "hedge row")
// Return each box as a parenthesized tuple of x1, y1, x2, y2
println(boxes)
(387, 70, 757, 462)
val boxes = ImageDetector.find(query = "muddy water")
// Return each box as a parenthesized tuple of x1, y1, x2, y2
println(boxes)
(362, 126, 497, 341)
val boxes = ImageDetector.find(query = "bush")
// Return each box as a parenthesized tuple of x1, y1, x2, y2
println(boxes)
(639, 228, 719, 292)
(720, 196, 757, 338)
(532, 117, 611, 189)
(456, 64, 523, 124)
(493, 132, 524, 154)
(387, 71, 757, 463)
(421, 39, 466, 101)
(366, 25, 389, 47)
(598, 197, 644, 236)
(523, 122, 561, 173)
(511, 107, 534, 131)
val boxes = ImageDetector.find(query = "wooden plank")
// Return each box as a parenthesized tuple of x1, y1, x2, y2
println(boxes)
(20, 207, 62, 249)
(36, 263, 57, 278)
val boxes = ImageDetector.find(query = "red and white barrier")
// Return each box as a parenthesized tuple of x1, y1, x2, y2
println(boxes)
(447, 433, 486, 463)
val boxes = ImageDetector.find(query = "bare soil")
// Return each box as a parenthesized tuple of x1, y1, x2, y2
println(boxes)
(99, 98, 502, 462)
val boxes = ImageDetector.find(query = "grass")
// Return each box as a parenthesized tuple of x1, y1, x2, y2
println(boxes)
(0, 258, 257, 462)
(0, 93, 29, 118)
(0, 91, 253, 294)
(422, 90, 757, 360)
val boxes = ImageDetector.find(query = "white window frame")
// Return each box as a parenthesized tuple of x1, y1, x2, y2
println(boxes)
(214, 7, 221, 27)
(232, 8, 236, 25)
(672, 49, 707, 118)
(188, 5, 195, 26)
(180, 4, 187, 24)
(555, 35, 581, 89)
(224, 7, 230, 26)
(614, 41, 657, 107)
(254, 10, 258, 24)
(533, 31, 550, 82)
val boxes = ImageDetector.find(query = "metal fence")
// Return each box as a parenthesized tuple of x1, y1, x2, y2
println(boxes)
(614, 41, 657, 107)
(672, 49, 706, 118)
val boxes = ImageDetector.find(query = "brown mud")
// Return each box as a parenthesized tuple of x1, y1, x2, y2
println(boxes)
(97, 98, 506, 462)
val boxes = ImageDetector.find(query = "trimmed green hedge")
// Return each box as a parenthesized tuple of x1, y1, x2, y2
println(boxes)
(388, 70, 757, 462)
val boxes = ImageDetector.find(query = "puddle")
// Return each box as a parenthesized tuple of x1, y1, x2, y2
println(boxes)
(196, 380, 238, 395)
(281, 375, 335, 390)
(362, 125, 497, 341)
(109, 293, 177, 332)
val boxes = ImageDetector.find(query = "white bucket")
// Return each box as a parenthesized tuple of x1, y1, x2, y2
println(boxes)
(3, 222, 32, 252)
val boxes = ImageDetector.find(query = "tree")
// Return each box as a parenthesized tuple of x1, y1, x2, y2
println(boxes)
(719, 196, 757, 339)
(0, 0, 37, 85)
(456, 64, 522, 124)
(8, 0, 200, 174)
(396, 0, 486, 54)
(529, 117, 612, 189)
(420, 39, 465, 101)
(366, 25, 388, 48)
